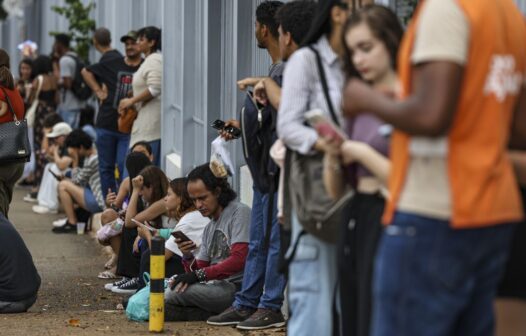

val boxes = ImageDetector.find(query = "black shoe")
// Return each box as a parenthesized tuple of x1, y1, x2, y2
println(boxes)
(236, 308, 286, 330)
(206, 306, 255, 326)
(165, 304, 214, 322)
(111, 277, 139, 294)
(51, 223, 77, 234)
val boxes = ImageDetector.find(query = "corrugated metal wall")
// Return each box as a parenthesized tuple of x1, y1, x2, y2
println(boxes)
(0, 0, 525, 198)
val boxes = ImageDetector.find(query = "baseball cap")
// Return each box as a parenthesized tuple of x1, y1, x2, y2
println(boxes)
(47, 122, 73, 138)
(120, 30, 138, 43)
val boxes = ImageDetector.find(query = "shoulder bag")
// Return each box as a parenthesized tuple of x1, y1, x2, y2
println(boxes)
(0, 87, 31, 163)
(286, 46, 353, 243)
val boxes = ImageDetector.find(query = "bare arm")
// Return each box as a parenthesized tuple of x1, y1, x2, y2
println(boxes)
(254, 78, 281, 110)
(509, 86, 526, 150)
(323, 154, 347, 200)
(62, 76, 73, 90)
(81, 68, 107, 102)
(343, 62, 464, 137)
(509, 151, 526, 186)
(341, 141, 391, 184)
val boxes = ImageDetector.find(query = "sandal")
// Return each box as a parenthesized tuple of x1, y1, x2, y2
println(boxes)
(98, 270, 118, 279)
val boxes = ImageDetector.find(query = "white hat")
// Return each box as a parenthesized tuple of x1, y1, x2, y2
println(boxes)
(46, 122, 73, 138)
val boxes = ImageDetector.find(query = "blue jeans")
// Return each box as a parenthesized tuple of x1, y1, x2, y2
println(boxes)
(233, 187, 286, 311)
(58, 107, 81, 129)
(148, 139, 161, 167)
(95, 128, 130, 199)
(287, 212, 338, 336)
(372, 212, 515, 336)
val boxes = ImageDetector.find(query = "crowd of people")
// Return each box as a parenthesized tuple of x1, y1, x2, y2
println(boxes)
(0, 0, 525, 335)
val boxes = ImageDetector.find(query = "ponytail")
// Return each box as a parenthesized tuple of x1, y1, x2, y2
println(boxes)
(0, 65, 14, 90)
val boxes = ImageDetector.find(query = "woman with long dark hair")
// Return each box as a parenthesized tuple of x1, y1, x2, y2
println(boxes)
(276, 0, 370, 334)
(320, 5, 403, 336)
(0, 49, 26, 218)
(23, 55, 59, 203)
(118, 26, 162, 166)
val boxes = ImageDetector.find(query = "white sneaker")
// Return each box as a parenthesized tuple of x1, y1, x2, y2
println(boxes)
(105, 277, 130, 291)
(23, 193, 38, 203)
(52, 218, 68, 228)
(33, 205, 58, 215)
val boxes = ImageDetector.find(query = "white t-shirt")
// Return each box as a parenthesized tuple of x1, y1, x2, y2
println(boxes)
(165, 210, 210, 257)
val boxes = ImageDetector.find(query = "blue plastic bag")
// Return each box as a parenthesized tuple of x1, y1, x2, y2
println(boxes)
(126, 273, 151, 321)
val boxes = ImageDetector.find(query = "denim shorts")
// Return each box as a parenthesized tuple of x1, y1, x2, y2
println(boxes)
(83, 187, 102, 213)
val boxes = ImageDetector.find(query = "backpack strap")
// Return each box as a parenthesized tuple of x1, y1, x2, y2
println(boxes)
(308, 46, 340, 127)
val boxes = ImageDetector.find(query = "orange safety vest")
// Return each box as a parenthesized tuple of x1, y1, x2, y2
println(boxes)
(384, 0, 526, 228)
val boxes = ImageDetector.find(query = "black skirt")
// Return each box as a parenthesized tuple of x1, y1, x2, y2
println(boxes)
(337, 192, 385, 336)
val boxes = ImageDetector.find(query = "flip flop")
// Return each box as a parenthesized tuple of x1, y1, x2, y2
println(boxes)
(98, 270, 118, 279)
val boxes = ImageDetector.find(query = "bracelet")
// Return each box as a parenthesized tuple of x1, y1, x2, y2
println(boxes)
(195, 269, 207, 282)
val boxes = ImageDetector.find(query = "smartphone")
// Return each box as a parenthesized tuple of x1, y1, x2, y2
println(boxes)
(210, 119, 226, 130)
(48, 168, 63, 181)
(210, 119, 241, 139)
(305, 109, 347, 142)
(131, 218, 156, 232)
(171, 231, 192, 243)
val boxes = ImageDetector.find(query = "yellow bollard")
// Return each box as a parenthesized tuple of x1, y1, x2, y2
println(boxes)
(149, 236, 165, 332)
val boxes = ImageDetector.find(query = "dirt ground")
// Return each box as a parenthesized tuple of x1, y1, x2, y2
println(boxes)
(2, 188, 286, 336)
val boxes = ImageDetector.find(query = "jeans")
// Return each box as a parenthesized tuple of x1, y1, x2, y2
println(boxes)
(287, 212, 338, 336)
(95, 128, 130, 199)
(371, 212, 515, 336)
(233, 187, 286, 311)
(58, 107, 81, 129)
(165, 280, 237, 314)
(148, 139, 161, 167)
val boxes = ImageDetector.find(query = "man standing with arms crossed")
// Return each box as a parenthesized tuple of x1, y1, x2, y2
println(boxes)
(82, 29, 142, 198)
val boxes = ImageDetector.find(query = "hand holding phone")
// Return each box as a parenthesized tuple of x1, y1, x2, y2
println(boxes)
(305, 109, 347, 143)
(131, 218, 156, 232)
(211, 119, 241, 139)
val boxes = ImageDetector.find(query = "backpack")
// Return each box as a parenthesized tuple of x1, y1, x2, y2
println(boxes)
(239, 66, 283, 194)
(65, 53, 93, 100)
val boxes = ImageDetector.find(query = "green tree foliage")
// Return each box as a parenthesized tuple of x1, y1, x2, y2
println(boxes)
(49, 0, 96, 62)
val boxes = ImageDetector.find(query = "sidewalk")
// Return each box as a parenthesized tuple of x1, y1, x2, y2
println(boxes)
(2, 188, 285, 336)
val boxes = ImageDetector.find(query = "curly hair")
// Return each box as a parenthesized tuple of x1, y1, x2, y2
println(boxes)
(169, 178, 196, 221)
(187, 163, 237, 208)
(256, 1, 284, 39)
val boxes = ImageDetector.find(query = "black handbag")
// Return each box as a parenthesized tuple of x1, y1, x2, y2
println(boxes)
(0, 87, 31, 163)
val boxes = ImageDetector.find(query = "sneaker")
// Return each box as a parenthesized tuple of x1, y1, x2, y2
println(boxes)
(236, 308, 286, 330)
(23, 192, 38, 203)
(33, 205, 58, 214)
(104, 277, 130, 291)
(111, 277, 139, 294)
(52, 218, 68, 228)
(51, 223, 76, 234)
(206, 306, 255, 326)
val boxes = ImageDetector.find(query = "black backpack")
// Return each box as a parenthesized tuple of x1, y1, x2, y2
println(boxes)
(66, 53, 93, 100)
(240, 93, 279, 194)
(239, 67, 283, 194)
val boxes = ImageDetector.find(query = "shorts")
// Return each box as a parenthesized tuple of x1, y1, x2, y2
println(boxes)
(83, 187, 102, 213)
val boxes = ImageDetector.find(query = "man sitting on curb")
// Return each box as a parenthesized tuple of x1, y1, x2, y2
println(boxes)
(164, 164, 251, 321)
(0, 214, 40, 313)
(52, 129, 105, 233)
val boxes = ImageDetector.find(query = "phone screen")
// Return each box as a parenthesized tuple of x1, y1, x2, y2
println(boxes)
(171, 231, 191, 242)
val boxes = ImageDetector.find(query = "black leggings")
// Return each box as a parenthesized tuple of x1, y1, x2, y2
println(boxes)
(338, 192, 385, 336)
(116, 226, 140, 278)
